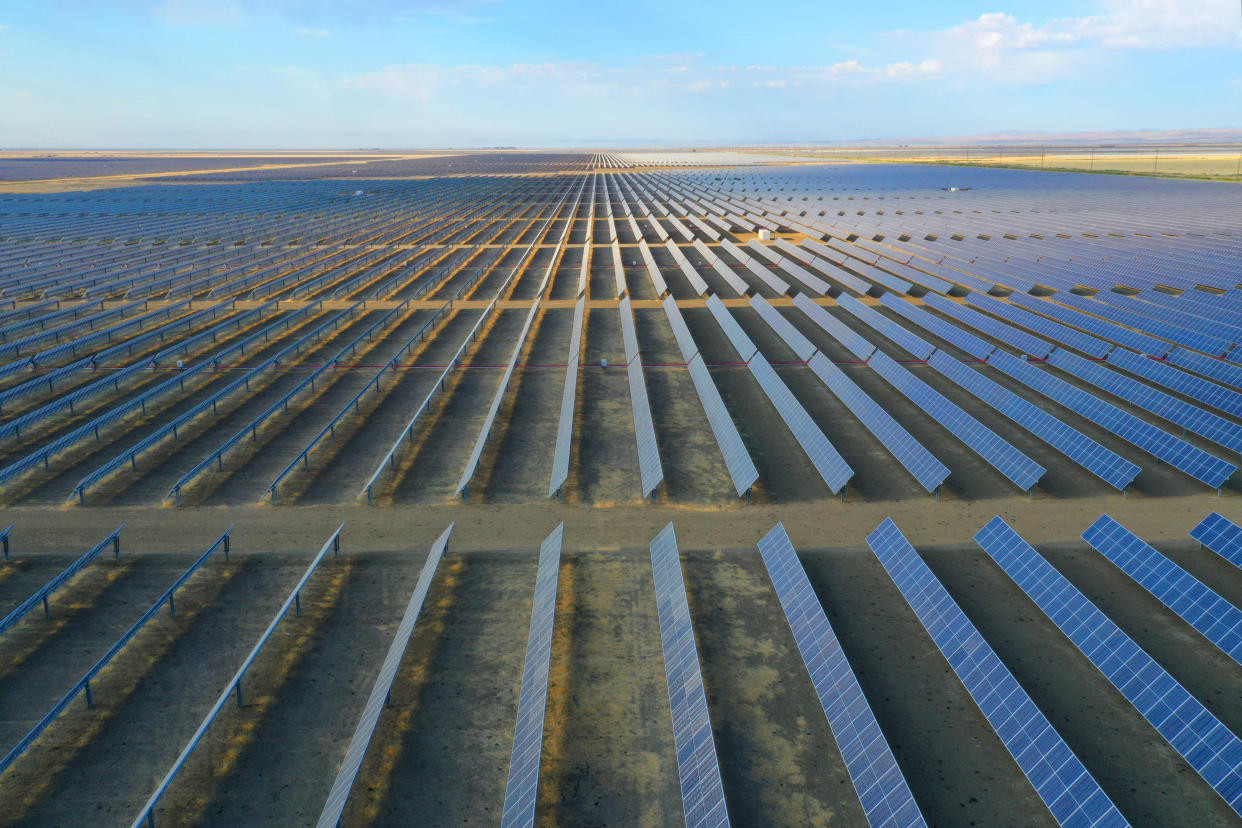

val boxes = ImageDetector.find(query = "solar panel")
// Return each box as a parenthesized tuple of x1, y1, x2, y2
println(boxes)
(1007, 292, 1169, 357)
(927, 352, 1139, 491)
(975, 516, 1242, 818)
(1191, 512, 1242, 570)
(987, 350, 1236, 490)
(1059, 292, 1230, 356)
(1082, 515, 1242, 668)
(639, 241, 668, 296)
(649, 524, 730, 828)
(876, 293, 995, 360)
(963, 292, 1113, 359)
(620, 301, 664, 498)
(805, 353, 949, 493)
(548, 298, 585, 498)
(1047, 349, 1242, 457)
(691, 240, 748, 296)
(836, 294, 935, 361)
(1107, 349, 1242, 419)
(317, 523, 454, 828)
(757, 524, 926, 827)
(792, 294, 875, 361)
(1166, 347, 1242, 393)
(922, 293, 1052, 358)
(719, 239, 789, 294)
(748, 355, 853, 494)
(749, 295, 815, 361)
(687, 354, 759, 497)
(668, 240, 709, 295)
(705, 295, 758, 363)
(663, 295, 701, 362)
(500, 523, 565, 828)
(867, 518, 1126, 828)
(868, 350, 1046, 492)
(611, 241, 627, 298)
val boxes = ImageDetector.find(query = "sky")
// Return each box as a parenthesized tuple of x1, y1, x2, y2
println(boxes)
(1, 0, 1239, 147)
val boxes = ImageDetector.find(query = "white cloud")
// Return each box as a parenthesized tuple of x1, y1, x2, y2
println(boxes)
(889, 1, 1241, 83)
(296, 27, 330, 36)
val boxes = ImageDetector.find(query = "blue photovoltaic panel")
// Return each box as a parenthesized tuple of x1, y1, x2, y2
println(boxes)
(867, 518, 1126, 828)
(1048, 349, 1242, 457)
(1007, 292, 1170, 357)
(688, 355, 759, 497)
(793, 294, 875, 361)
(1107, 349, 1242, 419)
(927, 352, 1139, 491)
(868, 350, 1046, 492)
(987, 350, 1236, 490)
(500, 523, 565, 828)
(837, 294, 935, 361)
(317, 523, 454, 828)
(748, 355, 853, 494)
(663, 295, 701, 363)
(1082, 515, 1242, 668)
(649, 524, 730, 828)
(638, 242, 668, 297)
(620, 301, 664, 498)
(1166, 348, 1242, 393)
(963, 292, 1113, 360)
(975, 516, 1242, 818)
(876, 293, 995, 360)
(1191, 513, 1242, 570)
(922, 293, 1052, 359)
(1059, 293, 1230, 357)
(548, 298, 585, 498)
(705, 294, 759, 363)
(806, 353, 949, 493)
(757, 524, 927, 828)
(749, 295, 816, 362)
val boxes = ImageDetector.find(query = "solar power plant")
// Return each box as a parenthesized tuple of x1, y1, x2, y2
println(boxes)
(4, 155, 1242, 825)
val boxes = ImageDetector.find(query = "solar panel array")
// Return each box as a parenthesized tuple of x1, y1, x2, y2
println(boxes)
(867, 518, 1127, 827)
(757, 524, 927, 827)
(1081, 515, 1242, 667)
(963, 292, 1114, 359)
(649, 524, 730, 828)
(1107, 349, 1242, 419)
(548, 298, 585, 498)
(987, 350, 1237, 489)
(836, 294, 935, 361)
(1190, 512, 1242, 570)
(620, 298, 664, 498)
(975, 516, 1242, 817)
(876, 293, 995, 360)
(927, 351, 1140, 491)
(501, 523, 565, 828)
(317, 522, 454, 828)
(868, 350, 1046, 492)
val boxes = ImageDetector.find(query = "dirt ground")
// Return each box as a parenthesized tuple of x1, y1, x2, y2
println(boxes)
(3, 495, 1242, 827)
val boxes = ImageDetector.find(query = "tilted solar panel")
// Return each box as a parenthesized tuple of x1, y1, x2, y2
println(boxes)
(877, 293, 995, 360)
(757, 524, 926, 827)
(867, 518, 1126, 828)
(837, 294, 935, 361)
(687, 355, 759, 497)
(1108, 348, 1242, 419)
(1048, 349, 1242, 457)
(620, 301, 663, 498)
(705, 295, 758, 363)
(987, 350, 1236, 490)
(792, 294, 876, 361)
(963, 292, 1113, 359)
(922, 293, 1052, 358)
(1082, 515, 1242, 668)
(868, 350, 1046, 492)
(806, 353, 949, 493)
(927, 352, 1139, 491)
(663, 295, 701, 363)
(649, 524, 730, 828)
(500, 523, 566, 828)
(548, 298, 585, 498)
(749, 295, 816, 361)
(976, 516, 1242, 818)
(748, 355, 853, 494)
(1191, 512, 1242, 570)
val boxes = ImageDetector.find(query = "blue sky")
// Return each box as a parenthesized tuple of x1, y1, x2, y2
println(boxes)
(1, 0, 1239, 147)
